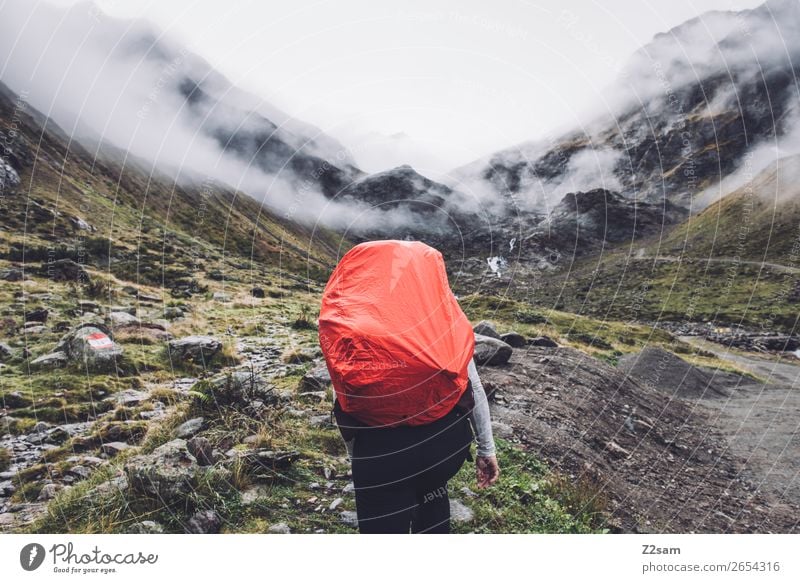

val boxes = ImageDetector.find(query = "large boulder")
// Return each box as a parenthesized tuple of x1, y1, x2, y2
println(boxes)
(473, 320, 501, 340)
(0, 343, 14, 362)
(500, 332, 527, 348)
(108, 311, 139, 328)
(168, 336, 221, 363)
(124, 439, 200, 503)
(56, 324, 122, 372)
(43, 258, 90, 283)
(473, 333, 513, 365)
(29, 351, 68, 371)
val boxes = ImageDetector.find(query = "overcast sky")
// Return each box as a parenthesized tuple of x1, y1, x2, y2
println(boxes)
(46, 0, 765, 174)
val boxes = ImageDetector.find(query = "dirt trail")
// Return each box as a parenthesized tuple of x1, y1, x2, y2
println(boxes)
(632, 255, 800, 275)
(679, 336, 800, 513)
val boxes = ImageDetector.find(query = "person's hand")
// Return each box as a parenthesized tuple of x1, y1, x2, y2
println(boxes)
(476, 455, 500, 488)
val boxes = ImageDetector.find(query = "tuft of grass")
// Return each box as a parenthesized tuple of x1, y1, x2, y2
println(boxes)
(0, 447, 10, 471)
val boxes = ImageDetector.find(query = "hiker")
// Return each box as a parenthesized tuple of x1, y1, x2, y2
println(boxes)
(319, 239, 500, 533)
(336, 357, 500, 533)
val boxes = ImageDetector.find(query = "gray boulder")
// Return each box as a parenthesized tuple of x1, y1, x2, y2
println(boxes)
(186, 510, 221, 534)
(500, 332, 527, 348)
(128, 520, 164, 534)
(29, 351, 68, 371)
(124, 439, 199, 503)
(473, 320, 501, 340)
(0, 342, 13, 362)
(175, 417, 204, 439)
(56, 324, 123, 372)
(473, 333, 513, 365)
(528, 335, 558, 347)
(168, 336, 221, 363)
(108, 311, 139, 328)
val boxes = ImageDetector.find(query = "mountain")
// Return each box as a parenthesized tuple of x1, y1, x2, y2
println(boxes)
(0, 0, 362, 218)
(0, 79, 349, 287)
(454, 0, 800, 214)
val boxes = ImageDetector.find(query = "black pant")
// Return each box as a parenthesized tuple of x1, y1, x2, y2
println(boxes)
(351, 406, 473, 534)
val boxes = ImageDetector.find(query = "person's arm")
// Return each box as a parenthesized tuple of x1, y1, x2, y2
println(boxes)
(467, 358, 497, 457)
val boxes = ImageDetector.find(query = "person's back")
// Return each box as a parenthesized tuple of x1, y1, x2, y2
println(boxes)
(319, 240, 500, 533)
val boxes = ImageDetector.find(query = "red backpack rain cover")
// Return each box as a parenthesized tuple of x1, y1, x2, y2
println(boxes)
(318, 240, 475, 427)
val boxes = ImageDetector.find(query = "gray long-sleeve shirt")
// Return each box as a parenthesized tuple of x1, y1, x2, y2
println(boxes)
(340, 358, 497, 458)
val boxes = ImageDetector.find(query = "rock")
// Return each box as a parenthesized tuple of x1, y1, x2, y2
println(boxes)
(68, 465, 92, 481)
(56, 324, 123, 372)
(77, 300, 99, 312)
(91, 475, 129, 497)
(44, 258, 89, 283)
(0, 268, 23, 282)
(168, 336, 221, 363)
(163, 307, 184, 320)
(500, 332, 527, 348)
(491, 420, 514, 439)
(2, 391, 31, 408)
(108, 311, 139, 328)
(175, 417, 204, 439)
(100, 442, 131, 456)
(267, 522, 291, 534)
(473, 333, 513, 366)
(29, 351, 68, 371)
(300, 364, 331, 393)
(186, 436, 215, 466)
(212, 292, 231, 302)
(37, 483, 60, 501)
(124, 439, 199, 503)
(449, 499, 474, 523)
(32, 421, 51, 433)
(0, 342, 13, 361)
(196, 371, 277, 407)
(250, 287, 265, 298)
(1, 480, 16, 497)
(138, 293, 162, 303)
(473, 320, 501, 340)
(340, 510, 359, 528)
(186, 510, 221, 534)
(528, 335, 559, 347)
(128, 520, 164, 534)
(24, 308, 49, 323)
(44, 426, 71, 445)
(329, 497, 344, 511)
(23, 325, 47, 334)
(106, 389, 150, 406)
(460, 486, 478, 498)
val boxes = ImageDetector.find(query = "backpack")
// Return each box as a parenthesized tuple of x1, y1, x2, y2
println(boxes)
(318, 240, 475, 427)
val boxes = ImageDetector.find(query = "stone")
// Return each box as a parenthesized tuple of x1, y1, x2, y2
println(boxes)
(108, 311, 139, 328)
(212, 292, 230, 302)
(300, 364, 331, 393)
(168, 336, 221, 363)
(491, 420, 514, 439)
(175, 417, 204, 439)
(0, 268, 23, 282)
(186, 510, 221, 534)
(250, 287, 265, 298)
(473, 320, 501, 340)
(0, 343, 13, 361)
(473, 333, 513, 366)
(449, 499, 474, 523)
(78, 300, 100, 312)
(186, 436, 215, 466)
(528, 335, 558, 347)
(29, 351, 68, 371)
(56, 324, 123, 372)
(124, 439, 199, 503)
(24, 308, 49, 323)
(163, 307, 183, 320)
(23, 325, 47, 334)
(37, 483, 60, 501)
(68, 465, 92, 481)
(44, 259, 89, 283)
(100, 442, 131, 456)
(3, 391, 31, 408)
(340, 510, 359, 528)
(91, 475, 129, 497)
(267, 522, 291, 534)
(500, 332, 527, 348)
(106, 389, 150, 406)
(329, 497, 343, 511)
(230, 449, 301, 479)
(128, 520, 164, 534)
